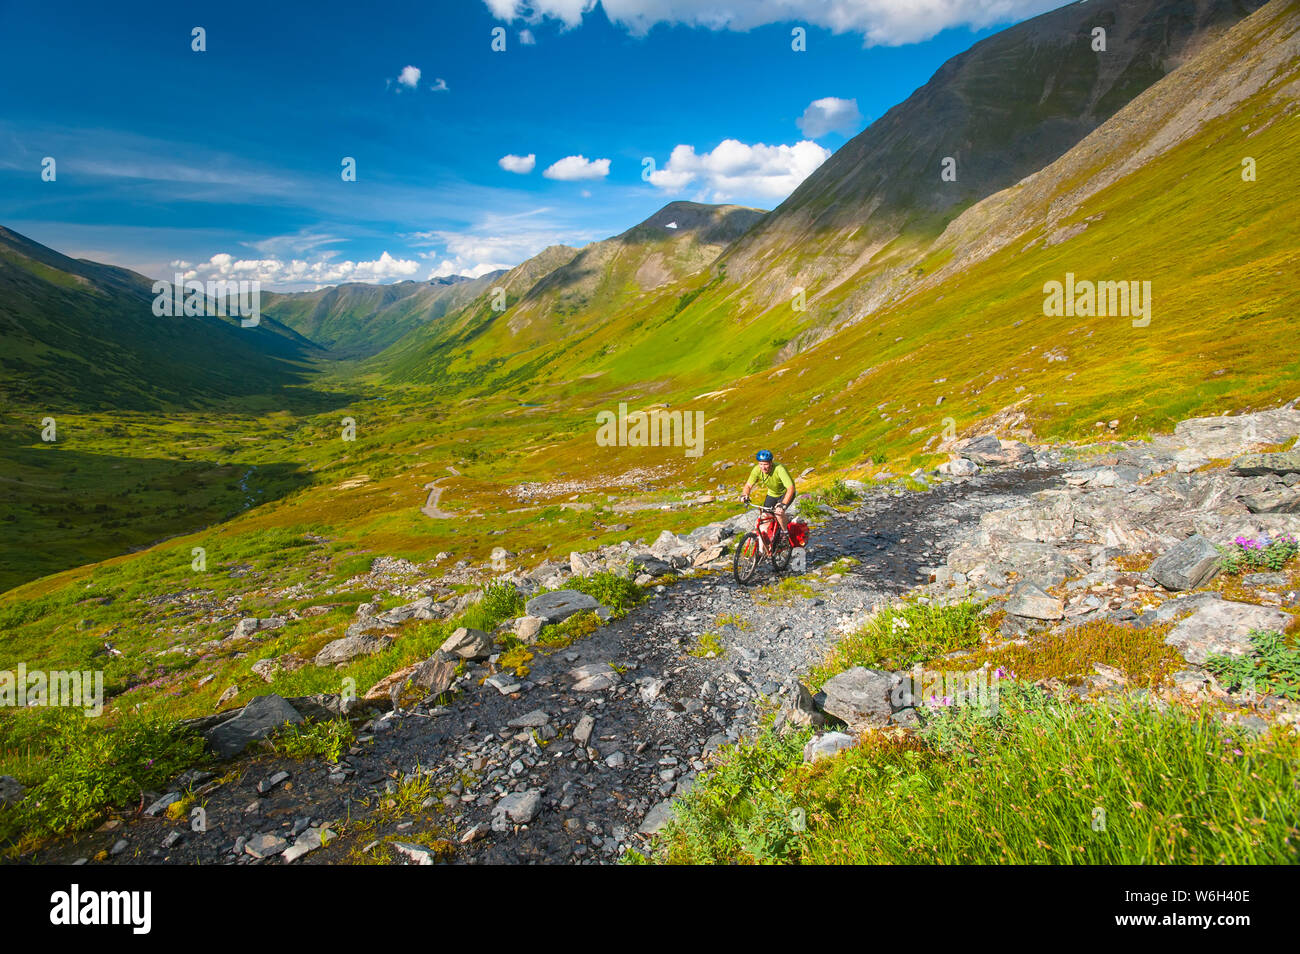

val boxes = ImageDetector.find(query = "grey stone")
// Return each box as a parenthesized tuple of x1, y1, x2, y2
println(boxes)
(496, 789, 542, 824)
(639, 800, 675, 834)
(525, 589, 601, 623)
(244, 833, 288, 859)
(631, 554, 673, 577)
(507, 709, 550, 728)
(390, 841, 439, 865)
(0, 775, 25, 807)
(1006, 582, 1064, 621)
(1149, 534, 1221, 591)
(515, 616, 544, 640)
(440, 626, 494, 660)
(803, 731, 858, 762)
(569, 663, 619, 692)
(313, 633, 389, 667)
(1241, 488, 1300, 514)
(572, 714, 595, 747)
(1242, 571, 1288, 587)
(204, 694, 303, 759)
(1164, 599, 1292, 664)
(485, 673, 522, 695)
(820, 668, 898, 730)
(144, 792, 182, 816)
(282, 827, 334, 863)
(1230, 450, 1300, 477)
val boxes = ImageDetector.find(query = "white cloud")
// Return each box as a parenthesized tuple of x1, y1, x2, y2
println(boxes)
(797, 96, 863, 137)
(407, 207, 602, 278)
(177, 250, 422, 287)
(429, 77, 449, 92)
(543, 154, 611, 181)
(482, 0, 1068, 46)
(499, 153, 537, 174)
(519, 28, 537, 44)
(397, 65, 421, 89)
(648, 138, 830, 200)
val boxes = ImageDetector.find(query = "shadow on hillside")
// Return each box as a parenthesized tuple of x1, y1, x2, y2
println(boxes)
(0, 446, 311, 593)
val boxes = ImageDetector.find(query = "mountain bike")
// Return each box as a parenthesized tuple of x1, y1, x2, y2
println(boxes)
(733, 503, 793, 584)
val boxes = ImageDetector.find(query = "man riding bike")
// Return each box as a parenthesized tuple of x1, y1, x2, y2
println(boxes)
(741, 450, 795, 554)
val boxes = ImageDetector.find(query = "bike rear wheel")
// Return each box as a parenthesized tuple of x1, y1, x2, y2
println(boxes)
(772, 532, 792, 573)
(734, 532, 761, 584)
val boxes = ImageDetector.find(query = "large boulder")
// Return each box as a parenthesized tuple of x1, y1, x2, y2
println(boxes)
(314, 633, 390, 667)
(1229, 450, 1300, 477)
(204, 694, 303, 758)
(1148, 534, 1220, 591)
(1006, 582, 1064, 621)
(525, 589, 601, 624)
(820, 668, 898, 731)
(1164, 599, 1292, 664)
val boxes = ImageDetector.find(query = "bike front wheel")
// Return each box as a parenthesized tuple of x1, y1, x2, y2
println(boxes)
(734, 532, 761, 584)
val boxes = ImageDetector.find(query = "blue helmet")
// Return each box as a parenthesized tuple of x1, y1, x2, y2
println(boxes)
(755, 449, 773, 462)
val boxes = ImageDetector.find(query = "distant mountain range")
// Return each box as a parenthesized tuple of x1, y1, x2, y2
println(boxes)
(2, 0, 1292, 426)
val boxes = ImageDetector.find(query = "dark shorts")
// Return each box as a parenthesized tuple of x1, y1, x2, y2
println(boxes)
(763, 494, 784, 509)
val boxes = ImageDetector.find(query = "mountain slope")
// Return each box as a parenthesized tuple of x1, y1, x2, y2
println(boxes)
(710, 0, 1268, 321)
(0, 226, 321, 410)
(261, 272, 505, 359)
(376, 201, 764, 389)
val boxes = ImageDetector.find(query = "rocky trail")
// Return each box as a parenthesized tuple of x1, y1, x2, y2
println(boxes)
(33, 463, 1064, 866)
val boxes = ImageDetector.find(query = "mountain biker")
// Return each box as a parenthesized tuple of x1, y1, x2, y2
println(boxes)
(741, 450, 795, 551)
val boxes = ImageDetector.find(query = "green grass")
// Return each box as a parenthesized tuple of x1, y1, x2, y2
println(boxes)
(649, 686, 1300, 864)
(268, 718, 356, 763)
(809, 600, 989, 689)
(0, 708, 207, 849)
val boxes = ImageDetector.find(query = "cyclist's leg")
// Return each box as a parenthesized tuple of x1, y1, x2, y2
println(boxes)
(760, 494, 781, 553)
(771, 493, 790, 533)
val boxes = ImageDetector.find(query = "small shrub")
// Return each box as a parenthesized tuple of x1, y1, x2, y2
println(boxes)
(1217, 535, 1298, 575)
(567, 571, 644, 617)
(478, 581, 525, 626)
(1205, 630, 1300, 701)
(688, 631, 725, 658)
(269, 718, 356, 763)
(823, 479, 857, 506)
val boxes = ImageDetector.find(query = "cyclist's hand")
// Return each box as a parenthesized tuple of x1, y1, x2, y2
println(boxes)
(741, 494, 750, 504)
(775, 503, 786, 513)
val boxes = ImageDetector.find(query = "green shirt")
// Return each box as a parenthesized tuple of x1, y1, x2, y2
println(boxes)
(748, 463, 794, 499)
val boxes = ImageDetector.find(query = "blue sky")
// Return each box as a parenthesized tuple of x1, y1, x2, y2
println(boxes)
(0, 0, 1069, 290)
